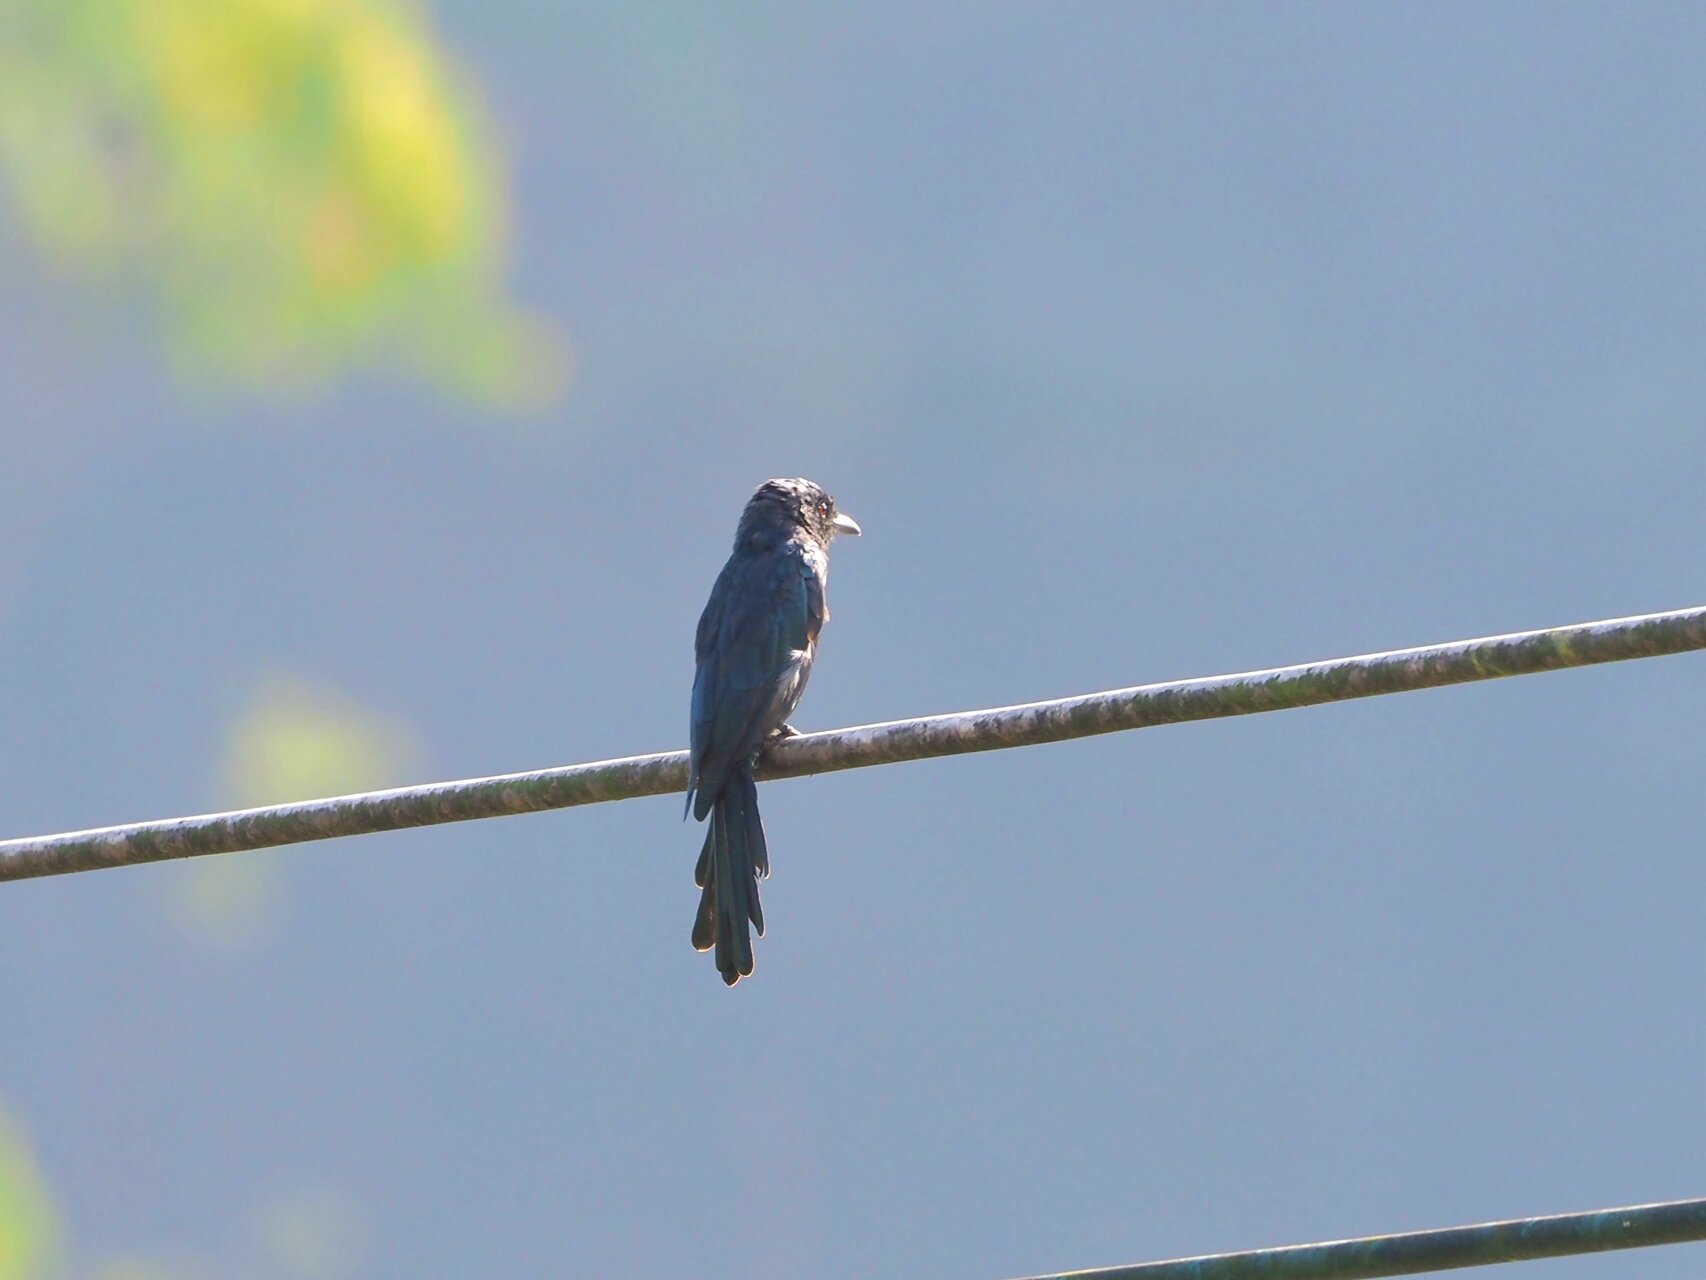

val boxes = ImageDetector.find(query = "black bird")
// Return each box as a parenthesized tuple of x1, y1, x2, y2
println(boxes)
(686, 478, 861, 985)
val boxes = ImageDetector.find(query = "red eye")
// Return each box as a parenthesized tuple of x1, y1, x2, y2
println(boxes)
(817, 499, 831, 515)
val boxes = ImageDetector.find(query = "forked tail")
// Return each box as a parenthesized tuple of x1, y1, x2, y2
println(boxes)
(690, 768, 769, 985)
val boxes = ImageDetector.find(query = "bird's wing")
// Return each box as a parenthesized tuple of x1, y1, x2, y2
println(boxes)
(689, 545, 814, 819)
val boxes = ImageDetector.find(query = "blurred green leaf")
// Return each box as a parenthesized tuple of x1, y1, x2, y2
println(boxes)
(0, 1110, 59, 1280)
(167, 672, 421, 950)
(220, 673, 420, 808)
(0, 0, 567, 404)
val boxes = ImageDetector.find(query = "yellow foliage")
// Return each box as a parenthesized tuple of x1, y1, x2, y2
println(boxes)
(0, 0, 566, 404)
(0, 1111, 58, 1280)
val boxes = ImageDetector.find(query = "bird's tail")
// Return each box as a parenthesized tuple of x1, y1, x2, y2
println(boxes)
(690, 768, 769, 985)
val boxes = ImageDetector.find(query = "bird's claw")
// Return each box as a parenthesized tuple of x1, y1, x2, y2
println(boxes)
(756, 723, 801, 765)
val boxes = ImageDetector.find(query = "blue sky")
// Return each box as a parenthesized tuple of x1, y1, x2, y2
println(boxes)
(0, 6, 1700, 1278)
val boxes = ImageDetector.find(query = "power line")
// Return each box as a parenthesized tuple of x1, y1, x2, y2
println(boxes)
(1011, 1196, 1706, 1280)
(2, 603, 1703, 883)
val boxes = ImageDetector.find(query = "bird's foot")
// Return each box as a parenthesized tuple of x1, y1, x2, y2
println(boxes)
(756, 723, 801, 766)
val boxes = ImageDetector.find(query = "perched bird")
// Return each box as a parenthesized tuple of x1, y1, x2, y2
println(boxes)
(686, 478, 861, 985)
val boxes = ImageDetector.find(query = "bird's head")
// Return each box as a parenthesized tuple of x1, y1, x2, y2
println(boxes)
(739, 477, 861, 548)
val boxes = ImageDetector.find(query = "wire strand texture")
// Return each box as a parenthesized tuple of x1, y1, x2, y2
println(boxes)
(3, 603, 1703, 882)
(1014, 1196, 1706, 1280)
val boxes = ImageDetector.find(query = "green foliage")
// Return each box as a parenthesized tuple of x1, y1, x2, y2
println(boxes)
(0, 0, 566, 403)
(166, 673, 421, 950)
(0, 1112, 58, 1280)
(220, 673, 419, 809)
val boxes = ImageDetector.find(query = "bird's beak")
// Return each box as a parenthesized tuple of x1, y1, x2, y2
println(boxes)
(831, 511, 862, 538)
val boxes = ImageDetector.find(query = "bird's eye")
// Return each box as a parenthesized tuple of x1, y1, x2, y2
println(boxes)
(817, 499, 831, 515)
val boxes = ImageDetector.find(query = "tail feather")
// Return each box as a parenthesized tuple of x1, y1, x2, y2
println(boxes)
(693, 832, 712, 889)
(689, 767, 769, 985)
(741, 772, 770, 880)
(712, 804, 752, 981)
(690, 838, 716, 953)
